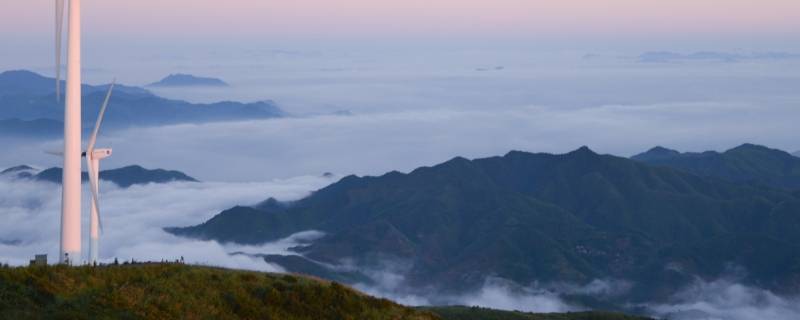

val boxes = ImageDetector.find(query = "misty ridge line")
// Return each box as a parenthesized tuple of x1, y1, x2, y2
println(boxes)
(158, 143, 800, 320)
(0, 70, 286, 137)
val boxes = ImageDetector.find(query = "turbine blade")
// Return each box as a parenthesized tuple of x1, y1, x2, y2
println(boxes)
(87, 80, 115, 153)
(55, 0, 65, 102)
(44, 150, 64, 156)
(86, 156, 103, 233)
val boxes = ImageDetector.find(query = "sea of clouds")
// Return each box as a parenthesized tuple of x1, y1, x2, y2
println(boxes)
(2, 99, 799, 182)
(2, 46, 800, 318)
(0, 173, 334, 269)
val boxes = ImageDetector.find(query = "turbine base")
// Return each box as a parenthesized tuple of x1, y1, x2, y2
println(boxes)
(60, 249, 81, 265)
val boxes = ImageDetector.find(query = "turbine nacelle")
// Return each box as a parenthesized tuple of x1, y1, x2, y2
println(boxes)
(86, 148, 112, 160)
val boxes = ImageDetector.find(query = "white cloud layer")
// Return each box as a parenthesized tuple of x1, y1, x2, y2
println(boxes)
(5, 99, 798, 182)
(0, 174, 335, 269)
(645, 279, 800, 320)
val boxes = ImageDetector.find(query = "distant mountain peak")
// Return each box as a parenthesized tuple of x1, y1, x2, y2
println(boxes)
(148, 74, 228, 87)
(566, 145, 598, 157)
(649, 146, 679, 154)
(632, 143, 800, 189)
(28, 165, 197, 188)
(631, 146, 680, 161)
(727, 143, 786, 154)
(0, 164, 38, 180)
(254, 198, 289, 212)
(0, 165, 34, 174)
(447, 156, 471, 163)
(0, 69, 41, 79)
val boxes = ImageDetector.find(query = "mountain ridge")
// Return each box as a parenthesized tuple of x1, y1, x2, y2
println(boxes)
(631, 143, 800, 189)
(1, 164, 198, 188)
(0, 70, 284, 136)
(168, 144, 800, 307)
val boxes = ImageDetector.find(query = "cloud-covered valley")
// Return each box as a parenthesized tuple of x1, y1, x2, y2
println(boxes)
(0, 174, 335, 268)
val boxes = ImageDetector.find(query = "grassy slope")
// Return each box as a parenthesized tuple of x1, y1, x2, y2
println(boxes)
(0, 264, 652, 320)
(423, 306, 655, 320)
(0, 264, 437, 320)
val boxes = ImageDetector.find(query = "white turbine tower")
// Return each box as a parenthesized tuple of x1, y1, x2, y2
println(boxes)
(86, 82, 115, 264)
(55, 0, 83, 265)
(56, 0, 116, 265)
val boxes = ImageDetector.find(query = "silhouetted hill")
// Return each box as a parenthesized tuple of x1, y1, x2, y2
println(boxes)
(794, 151, 800, 158)
(0, 165, 34, 174)
(0, 165, 37, 180)
(148, 74, 228, 87)
(632, 143, 800, 189)
(27, 165, 197, 187)
(0, 70, 284, 134)
(0, 70, 151, 98)
(168, 146, 800, 305)
(0, 264, 437, 320)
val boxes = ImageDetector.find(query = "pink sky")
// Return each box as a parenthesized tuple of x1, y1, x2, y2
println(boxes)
(2, 0, 799, 40)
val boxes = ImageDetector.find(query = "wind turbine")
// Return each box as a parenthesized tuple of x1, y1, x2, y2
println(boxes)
(55, 0, 83, 265)
(86, 82, 115, 265)
(45, 83, 116, 265)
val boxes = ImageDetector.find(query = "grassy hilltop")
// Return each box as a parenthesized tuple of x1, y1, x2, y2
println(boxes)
(0, 264, 652, 320)
(0, 264, 435, 320)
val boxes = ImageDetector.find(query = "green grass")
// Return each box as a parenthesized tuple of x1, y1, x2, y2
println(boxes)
(0, 263, 438, 320)
(0, 264, 655, 320)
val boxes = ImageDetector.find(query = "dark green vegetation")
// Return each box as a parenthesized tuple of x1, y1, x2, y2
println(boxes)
(0, 264, 438, 320)
(0, 70, 283, 137)
(148, 73, 229, 87)
(632, 144, 800, 189)
(169, 145, 800, 305)
(0, 264, 648, 320)
(423, 307, 653, 320)
(34, 165, 198, 187)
